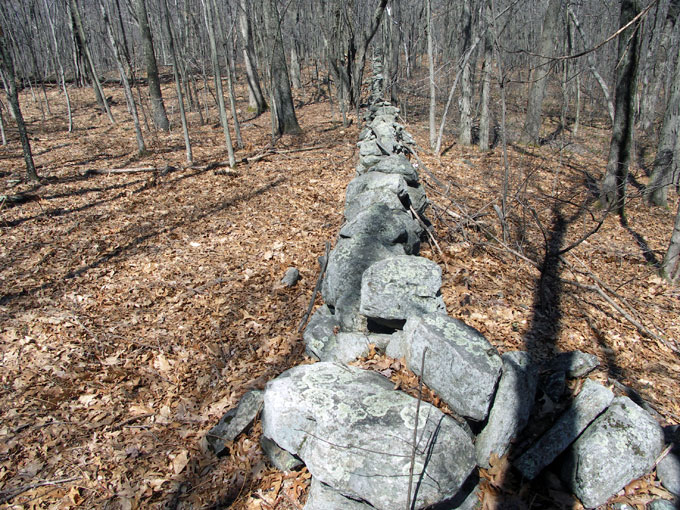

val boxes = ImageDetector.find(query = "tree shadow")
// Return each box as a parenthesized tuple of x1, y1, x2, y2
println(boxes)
(620, 215, 661, 267)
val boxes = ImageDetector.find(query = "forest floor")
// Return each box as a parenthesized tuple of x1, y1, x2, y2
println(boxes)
(0, 80, 679, 510)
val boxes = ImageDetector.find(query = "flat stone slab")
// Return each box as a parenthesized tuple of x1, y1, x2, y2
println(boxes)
(304, 478, 374, 510)
(476, 351, 538, 468)
(206, 390, 263, 456)
(344, 188, 407, 222)
(548, 351, 600, 378)
(402, 313, 502, 421)
(367, 154, 419, 184)
(262, 362, 476, 510)
(360, 256, 445, 325)
(515, 379, 614, 480)
(561, 396, 664, 508)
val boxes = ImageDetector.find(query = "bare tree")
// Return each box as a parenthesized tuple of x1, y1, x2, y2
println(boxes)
(600, 0, 643, 218)
(238, 0, 267, 115)
(661, 200, 680, 282)
(0, 26, 37, 181)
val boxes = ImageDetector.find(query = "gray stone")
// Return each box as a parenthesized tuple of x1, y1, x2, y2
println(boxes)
(402, 313, 502, 421)
(206, 390, 263, 455)
(549, 351, 600, 378)
(321, 235, 404, 329)
(360, 256, 445, 325)
(368, 118, 399, 153)
(307, 331, 372, 364)
(657, 450, 680, 496)
(303, 305, 339, 360)
(561, 396, 664, 508)
(647, 499, 677, 510)
(304, 478, 374, 510)
(406, 183, 428, 216)
(542, 370, 566, 402)
(339, 203, 422, 255)
(261, 435, 304, 472)
(262, 362, 476, 510)
(345, 188, 407, 222)
(358, 139, 387, 168)
(346, 172, 407, 206)
(476, 351, 538, 468)
(515, 379, 614, 480)
(368, 154, 419, 184)
(281, 267, 300, 287)
(385, 330, 407, 360)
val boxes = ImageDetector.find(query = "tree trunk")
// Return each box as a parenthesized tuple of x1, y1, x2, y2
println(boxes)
(43, 0, 73, 132)
(290, 42, 302, 90)
(459, 1, 474, 146)
(69, 0, 115, 124)
(661, 198, 680, 282)
(521, 0, 561, 144)
(133, 0, 170, 131)
(0, 28, 37, 181)
(203, 0, 236, 166)
(600, 0, 643, 219)
(161, 0, 192, 164)
(478, 0, 493, 152)
(427, 0, 436, 149)
(238, 0, 267, 115)
(262, 0, 301, 136)
(100, 0, 145, 156)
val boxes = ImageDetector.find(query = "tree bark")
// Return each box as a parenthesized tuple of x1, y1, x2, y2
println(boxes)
(43, 0, 73, 132)
(600, 0, 642, 219)
(133, 0, 170, 131)
(521, 0, 561, 144)
(459, 1, 474, 146)
(478, 0, 493, 152)
(262, 0, 301, 136)
(0, 27, 37, 181)
(661, 198, 680, 282)
(238, 0, 267, 115)
(427, 0, 436, 149)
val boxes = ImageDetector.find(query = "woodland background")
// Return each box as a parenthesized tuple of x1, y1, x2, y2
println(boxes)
(1, 0, 679, 508)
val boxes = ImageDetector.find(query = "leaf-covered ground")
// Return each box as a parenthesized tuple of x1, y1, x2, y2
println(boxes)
(1, 81, 678, 509)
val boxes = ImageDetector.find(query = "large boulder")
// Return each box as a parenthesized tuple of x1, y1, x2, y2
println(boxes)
(360, 256, 445, 326)
(304, 478, 374, 510)
(476, 351, 538, 468)
(339, 203, 422, 255)
(344, 188, 407, 222)
(322, 235, 405, 330)
(400, 313, 502, 421)
(262, 362, 476, 510)
(366, 154, 419, 185)
(561, 396, 664, 508)
(514, 379, 614, 480)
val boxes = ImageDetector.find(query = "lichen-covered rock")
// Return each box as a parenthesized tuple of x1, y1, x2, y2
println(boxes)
(548, 351, 600, 378)
(360, 256, 445, 326)
(206, 390, 263, 455)
(656, 449, 680, 496)
(476, 351, 538, 468)
(344, 188, 407, 222)
(561, 396, 664, 508)
(401, 313, 502, 421)
(303, 305, 339, 359)
(339, 203, 422, 255)
(262, 362, 476, 510)
(346, 173, 407, 208)
(367, 154, 419, 185)
(515, 379, 614, 480)
(261, 435, 304, 472)
(322, 235, 405, 328)
(304, 478, 374, 510)
(307, 331, 371, 364)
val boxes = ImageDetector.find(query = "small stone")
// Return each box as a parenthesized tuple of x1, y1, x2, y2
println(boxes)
(260, 435, 304, 472)
(514, 379, 614, 480)
(206, 390, 263, 456)
(657, 450, 680, 496)
(281, 267, 300, 287)
(549, 351, 600, 378)
(647, 499, 677, 510)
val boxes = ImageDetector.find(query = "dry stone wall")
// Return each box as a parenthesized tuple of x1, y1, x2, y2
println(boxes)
(207, 92, 676, 509)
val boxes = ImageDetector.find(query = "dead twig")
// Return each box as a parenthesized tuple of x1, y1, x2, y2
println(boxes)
(297, 241, 331, 333)
(407, 346, 427, 510)
(409, 205, 448, 272)
(0, 477, 80, 505)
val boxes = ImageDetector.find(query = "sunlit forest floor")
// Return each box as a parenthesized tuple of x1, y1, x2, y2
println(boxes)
(1, 76, 678, 509)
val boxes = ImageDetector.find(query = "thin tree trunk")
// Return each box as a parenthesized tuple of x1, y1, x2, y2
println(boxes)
(600, 0, 643, 219)
(100, 0, 145, 156)
(133, 0, 170, 131)
(161, 0, 192, 164)
(290, 42, 302, 90)
(647, 36, 680, 207)
(203, 0, 236, 166)
(427, 0, 436, 149)
(0, 28, 37, 181)
(479, 1, 493, 152)
(69, 0, 115, 124)
(0, 103, 6, 145)
(459, 2, 474, 146)
(521, 0, 561, 144)
(43, 0, 73, 132)
(238, 0, 267, 115)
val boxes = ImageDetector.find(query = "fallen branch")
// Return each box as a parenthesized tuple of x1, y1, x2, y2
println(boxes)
(410, 205, 449, 272)
(83, 165, 177, 176)
(242, 145, 329, 164)
(0, 477, 80, 505)
(298, 241, 331, 333)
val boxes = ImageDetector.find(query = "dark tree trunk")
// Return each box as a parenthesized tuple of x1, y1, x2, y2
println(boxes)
(600, 0, 643, 219)
(238, 0, 267, 115)
(262, 0, 301, 136)
(0, 28, 37, 181)
(133, 0, 170, 131)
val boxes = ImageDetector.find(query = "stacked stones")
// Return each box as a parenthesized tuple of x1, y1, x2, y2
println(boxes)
(208, 97, 674, 509)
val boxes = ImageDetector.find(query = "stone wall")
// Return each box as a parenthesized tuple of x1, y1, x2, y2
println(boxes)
(208, 94, 676, 509)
